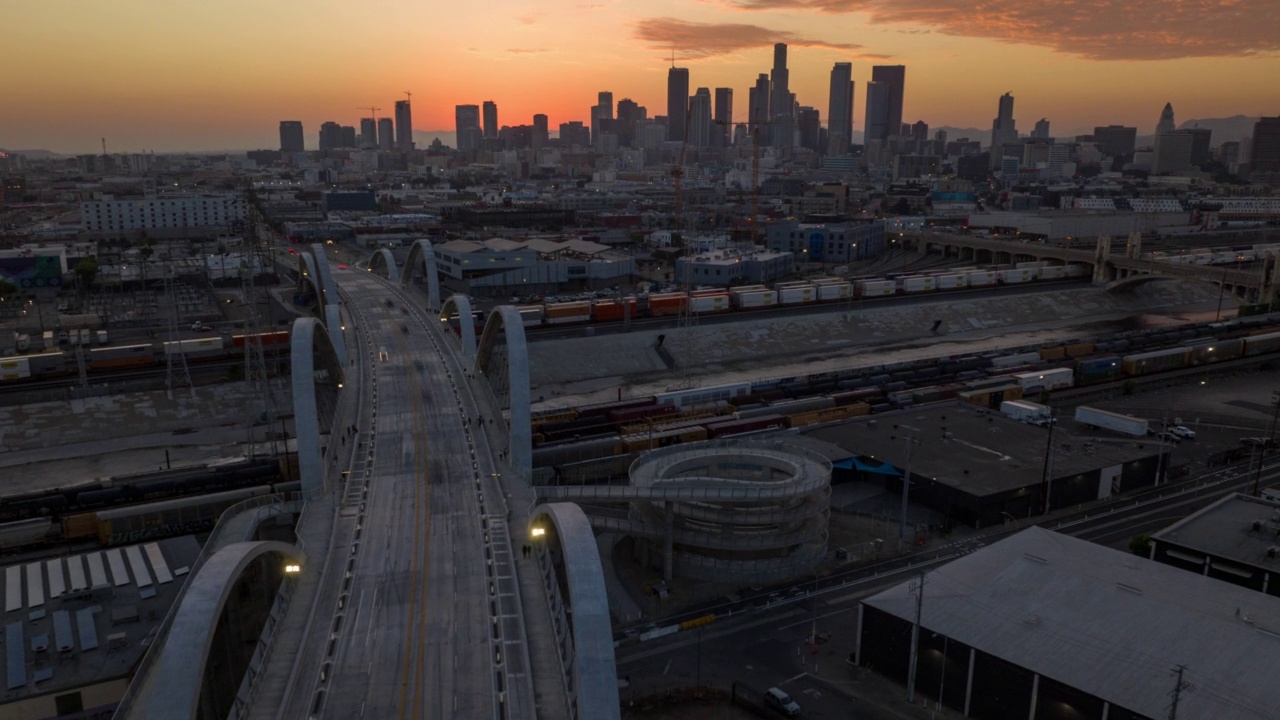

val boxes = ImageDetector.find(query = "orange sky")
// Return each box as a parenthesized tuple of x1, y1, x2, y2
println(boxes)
(3, 0, 1278, 153)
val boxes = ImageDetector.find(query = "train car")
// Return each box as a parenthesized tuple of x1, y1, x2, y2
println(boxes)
(1064, 342, 1096, 357)
(689, 293, 731, 314)
(1037, 266, 1067, 280)
(87, 344, 159, 371)
(93, 485, 275, 545)
(1012, 367, 1075, 392)
(813, 279, 852, 301)
(618, 426, 709, 452)
(577, 397, 658, 419)
(704, 414, 787, 438)
(0, 356, 31, 381)
(778, 285, 817, 305)
(1122, 347, 1191, 376)
(1075, 355, 1123, 384)
(592, 297, 638, 322)
(530, 407, 579, 430)
(517, 305, 544, 328)
(531, 435, 623, 467)
(966, 270, 997, 287)
(544, 301, 593, 325)
(738, 396, 835, 419)
(855, 279, 895, 298)
(731, 288, 778, 309)
(0, 518, 56, 551)
(998, 268, 1035, 284)
(935, 274, 967, 291)
(786, 403, 870, 429)
(444, 310, 486, 336)
(990, 352, 1042, 370)
(900, 276, 936, 293)
(1038, 346, 1067, 361)
(608, 404, 678, 425)
(646, 292, 688, 317)
(163, 336, 226, 360)
(1187, 338, 1245, 364)
(1244, 330, 1280, 357)
(655, 382, 753, 410)
(231, 330, 291, 349)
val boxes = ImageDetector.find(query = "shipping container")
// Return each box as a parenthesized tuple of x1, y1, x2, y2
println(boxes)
(999, 268, 1034, 284)
(592, 297, 638, 322)
(1038, 265, 1067, 280)
(163, 337, 226, 357)
(733, 290, 778, 309)
(1245, 330, 1280, 356)
(1064, 265, 1088, 277)
(1075, 355, 1123, 384)
(0, 357, 31, 381)
(990, 352, 1042, 369)
(1012, 367, 1075, 392)
(544, 301, 593, 325)
(690, 294, 731, 313)
(647, 292, 688, 317)
(966, 270, 997, 286)
(856, 280, 896, 297)
(900, 276, 936, 293)
(1074, 406, 1148, 437)
(88, 344, 158, 370)
(1038, 346, 1067, 361)
(815, 282, 852, 301)
(608, 404, 678, 425)
(1122, 347, 1190, 376)
(95, 329, 109, 345)
(1064, 342, 1096, 357)
(935, 274, 967, 290)
(232, 331, 290, 348)
(619, 426, 709, 452)
(1189, 338, 1244, 364)
(41, 331, 54, 351)
(785, 403, 869, 428)
(704, 414, 787, 438)
(778, 286, 816, 305)
(1001, 400, 1052, 424)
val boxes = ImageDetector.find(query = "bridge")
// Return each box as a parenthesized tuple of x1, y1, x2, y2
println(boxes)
(115, 241, 619, 720)
(911, 232, 1278, 303)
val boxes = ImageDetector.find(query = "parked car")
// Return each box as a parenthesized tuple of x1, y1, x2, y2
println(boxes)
(1170, 425, 1196, 439)
(764, 687, 801, 716)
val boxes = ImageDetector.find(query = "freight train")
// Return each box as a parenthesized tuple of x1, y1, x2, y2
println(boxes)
(445, 263, 1089, 333)
(531, 318, 1280, 468)
(0, 330, 290, 384)
(0, 460, 298, 552)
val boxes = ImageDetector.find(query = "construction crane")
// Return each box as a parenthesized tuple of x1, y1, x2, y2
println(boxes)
(355, 106, 382, 122)
(715, 117, 774, 247)
(403, 91, 412, 103)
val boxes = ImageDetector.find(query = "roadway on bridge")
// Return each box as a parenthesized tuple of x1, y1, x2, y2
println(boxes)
(315, 269, 500, 720)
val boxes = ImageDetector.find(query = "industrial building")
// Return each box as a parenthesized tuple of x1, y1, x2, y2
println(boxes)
(79, 193, 247, 239)
(857, 527, 1280, 720)
(965, 209, 1191, 241)
(674, 249, 794, 287)
(1150, 492, 1280, 597)
(765, 218, 886, 263)
(432, 236, 634, 297)
(806, 402, 1164, 528)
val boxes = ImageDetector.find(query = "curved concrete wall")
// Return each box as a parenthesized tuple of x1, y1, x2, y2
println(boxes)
(440, 294, 477, 360)
(290, 316, 346, 499)
(368, 248, 400, 283)
(403, 238, 442, 311)
(476, 305, 532, 479)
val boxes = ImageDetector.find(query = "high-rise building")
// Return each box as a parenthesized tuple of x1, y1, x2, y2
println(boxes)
(617, 99, 644, 148)
(1031, 118, 1051, 140)
(558, 121, 590, 147)
(1093, 125, 1137, 157)
(911, 121, 929, 143)
(827, 63, 853, 156)
(797, 107, 821, 152)
(483, 101, 498, 139)
(688, 88, 712, 147)
(769, 43, 792, 147)
(667, 67, 690, 143)
(868, 65, 906, 142)
(340, 126, 357, 148)
(532, 113, 549, 151)
(279, 121, 305, 153)
(865, 82, 889, 142)
(1181, 128, 1212, 167)
(1156, 103, 1176, 136)
(455, 105, 482, 151)
(1152, 131, 1194, 174)
(378, 118, 394, 150)
(748, 74, 770, 135)
(394, 100, 414, 151)
(991, 92, 1018, 147)
(714, 88, 733, 147)
(1249, 117, 1280, 173)
(360, 118, 378, 149)
(319, 123, 341, 150)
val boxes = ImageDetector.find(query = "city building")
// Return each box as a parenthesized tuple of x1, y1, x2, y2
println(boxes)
(765, 217, 885, 263)
(769, 43, 792, 148)
(483, 100, 498, 140)
(80, 193, 247, 238)
(1182, 127, 1212, 167)
(455, 105, 482, 151)
(991, 92, 1018, 147)
(1151, 493, 1280, 597)
(713, 88, 733, 147)
(1031, 118, 1050, 139)
(667, 67, 690, 143)
(432, 237, 632, 296)
(1248, 116, 1280, 173)
(1156, 102, 1176, 136)
(1093, 125, 1137, 157)
(532, 114, 549, 151)
(394, 99, 414, 151)
(360, 118, 377, 149)
(748, 73, 770, 134)
(866, 65, 906, 142)
(858, 527, 1280, 719)
(1152, 131, 1194, 174)
(340, 126, 357, 148)
(827, 62, 854, 156)
(688, 88, 712, 147)
(675, 248, 794, 286)
(278, 121, 304, 153)
(377, 118, 393, 151)
(558, 121, 589, 148)
(797, 107, 821, 152)
(865, 82, 890, 143)
(318, 121, 342, 151)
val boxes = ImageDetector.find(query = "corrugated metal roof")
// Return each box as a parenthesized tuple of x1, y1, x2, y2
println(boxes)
(864, 527, 1280, 719)
(564, 239, 610, 255)
(482, 237, 525, 252)
(524, 238, 569, 254)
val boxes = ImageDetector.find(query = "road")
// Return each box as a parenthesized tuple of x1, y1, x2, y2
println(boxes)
(302, 268, 505, 720)
(616, 457, 1280, 719)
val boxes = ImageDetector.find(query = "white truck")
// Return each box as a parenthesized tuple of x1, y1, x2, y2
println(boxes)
(1001, 400, 1053, 425)
(1074, 406, 1148, 437)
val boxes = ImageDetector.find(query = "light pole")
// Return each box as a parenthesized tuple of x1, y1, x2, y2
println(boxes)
(897, 424, 921, 551)
(1251, 390, 1280, 496)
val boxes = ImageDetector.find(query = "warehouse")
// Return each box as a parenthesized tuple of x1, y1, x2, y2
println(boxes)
(806, 402, 1163, 528)
(857, 527, 1280, 720)
(1150, 492, 1280, 597)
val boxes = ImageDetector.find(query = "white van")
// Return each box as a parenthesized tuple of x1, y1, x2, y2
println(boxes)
(764, 687, 801, 716)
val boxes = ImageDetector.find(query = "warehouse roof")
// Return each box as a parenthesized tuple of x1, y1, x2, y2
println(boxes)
(864, 527, 1280, 720)
(1152, 492, 1280, 568)
(808, 402, 1154, 497)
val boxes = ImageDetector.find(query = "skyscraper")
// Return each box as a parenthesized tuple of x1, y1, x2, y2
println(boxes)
(667, 67, 690, 143)
(864, 82, 890, 142)
(279, 121, 305, 153)
(769, 43, 792, 147)
(1031, 118, 1051, 140)
(360, 118, 378, 149)
(378, 118, 394, 151)
(688, 88, 712, 147)
(1093, 125, 1137, 157)
(319, 121, 342, 151)
(827, 63, 853, 156)
(394, 100, 414, 151)
(340, 126, 357, 148)
(1249, 117, 1280, 173)
(713, 88, 733, 147)
(617, 98, 644, 148)
(797, 107, 821, 152)
(455, 105, 481, 151)
(868, 65, 906, 142)
(1181, 128, 1212, 167)
(532, 113, 548, 152)
(748, 74, 770, 135)
(483, 101, 498, 139)
(1156, 103, 1176, 136)
(991, 92, 1018, 147)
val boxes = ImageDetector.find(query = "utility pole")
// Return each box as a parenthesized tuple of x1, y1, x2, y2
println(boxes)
(907, 571, 925, 703)
(897, 424, 921, 551)
(1168, 664, 1191, 720)
(1250, 389, 1279, 496)
(1040, 409, 1056, 514)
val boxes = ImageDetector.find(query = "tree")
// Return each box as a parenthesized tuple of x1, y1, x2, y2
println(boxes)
(1129, 534, 1152, 558)
(73, 258, 98, 293)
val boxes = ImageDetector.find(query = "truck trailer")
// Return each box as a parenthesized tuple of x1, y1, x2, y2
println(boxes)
(1074, 406, 1148, 437)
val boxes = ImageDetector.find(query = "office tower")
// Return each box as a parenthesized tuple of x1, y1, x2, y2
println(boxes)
(360, 118, 378, 149)
(483, 101, 498, 139)
(911, 121, 929, 143)
(319, 121, 342, 151)
(869, 65, 906, 141)
(1152, 131, 1194, 173)
(597, 92, 613, 120)
(559, 121, 590, 147)
(279, 121, 304, 153)
(1181, 128, 1212, 167)
(394, 100, 414, 151)
(617, 98, 644, 148)
(378, 118, 394, 150)
(797, 107, 821, 151)
(532, 113, 549, 152)
(714, 88, 733, 147)
(1249, 117, 1280, 172)
(687, 88, 712, 147)
(1093, 125, 1137, 157)
(591, 91, 613, 145)
(667, 67, 690, 142)
(748, 74, 770, 135)
(1032, 118, 1051, 139)
(340, 126, 357, 147)
(827, 63, 853, 156)
(1156, 103, 1176, 136)
(864, 82, 890, 142)
(769, 43, 792, 147)
(455, 105, 482, 151)
(991, 92, 1018, 147)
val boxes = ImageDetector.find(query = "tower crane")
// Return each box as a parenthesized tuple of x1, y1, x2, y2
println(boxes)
(355, 106, 382, 122)
(403, 91, 412, 103)
(714, 117, 775, 247)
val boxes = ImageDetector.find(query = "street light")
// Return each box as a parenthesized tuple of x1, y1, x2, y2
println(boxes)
(896, 424, 921, 551)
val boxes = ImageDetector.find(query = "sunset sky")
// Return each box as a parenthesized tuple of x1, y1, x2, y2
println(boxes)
(3, 0, 1278, 154)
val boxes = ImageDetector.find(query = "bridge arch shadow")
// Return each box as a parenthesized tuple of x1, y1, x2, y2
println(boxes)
(402, 238, 442, 311)
(291, 316, 346, 499)
(367, 248, 400, 283)
(529, 502, 621, 720)
(475, 305, 532, 477)
(1106, 273, 1232, 295)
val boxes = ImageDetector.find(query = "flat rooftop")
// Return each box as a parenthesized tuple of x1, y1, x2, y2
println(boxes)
(2, 535, 200, 706)
(807, 401, 1157, 497)
(1152, 492, 1280, 567)
(865, 527, 1280, 719)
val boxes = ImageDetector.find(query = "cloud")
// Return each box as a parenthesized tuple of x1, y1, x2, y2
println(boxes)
(505, 48, 548, 55)
(633, 17, 877, 59)
(726, 0, 1280, 60)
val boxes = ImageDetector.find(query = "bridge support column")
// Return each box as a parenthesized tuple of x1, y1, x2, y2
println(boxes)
(1093, 235, 1112, 284)
(662, 501, 674, 583)
(1125, 231, 1142, 259)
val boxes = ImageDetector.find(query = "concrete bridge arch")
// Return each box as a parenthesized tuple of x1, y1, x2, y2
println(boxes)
(367, 248, 400, 282)
(440, 293, 478, 361)
(290, 316, 346, 499)
(403, 238, 442, 311)
(475, 305, 532, 478)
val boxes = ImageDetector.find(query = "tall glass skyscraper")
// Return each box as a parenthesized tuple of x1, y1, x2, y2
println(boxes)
(827, 63, 853, 155)
(667, 67, 690, 143)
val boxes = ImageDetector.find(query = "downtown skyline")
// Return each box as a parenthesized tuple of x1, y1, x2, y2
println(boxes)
(4, 0, 1279, 154)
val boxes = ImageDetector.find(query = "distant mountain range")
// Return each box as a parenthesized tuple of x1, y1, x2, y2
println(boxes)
(1173, 115, 1260, 145)
(2, 149, 64, 159)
